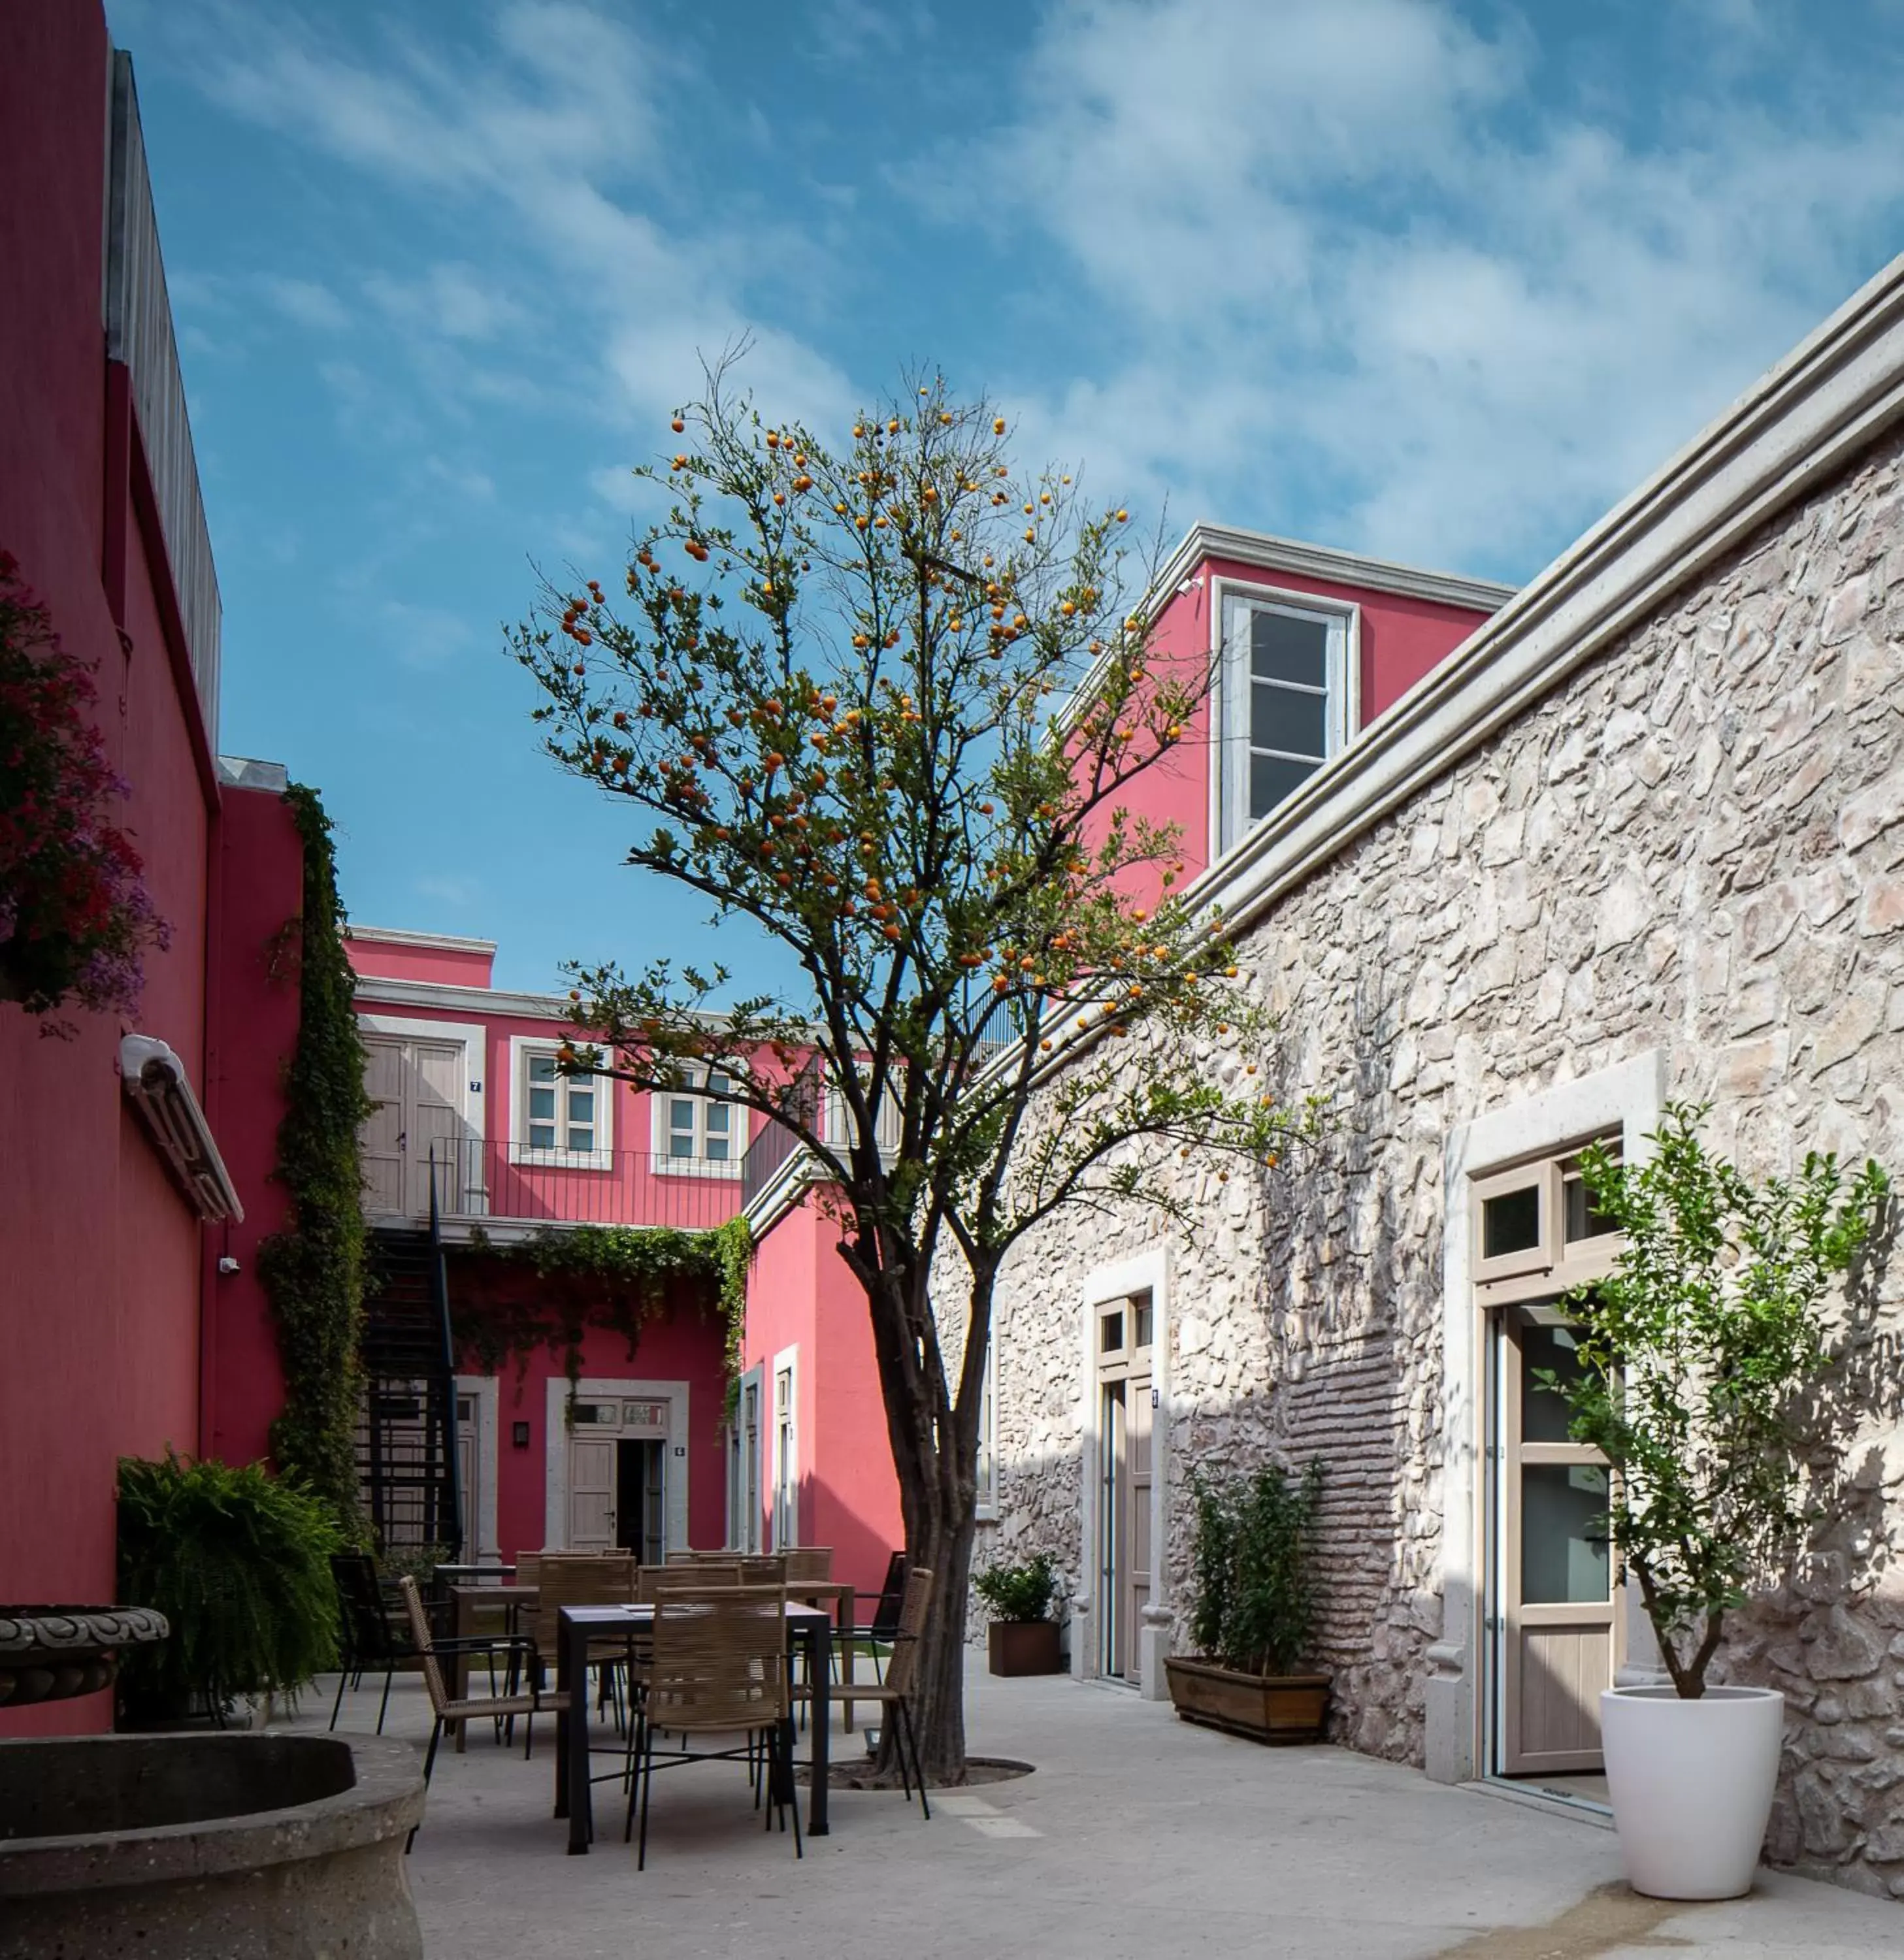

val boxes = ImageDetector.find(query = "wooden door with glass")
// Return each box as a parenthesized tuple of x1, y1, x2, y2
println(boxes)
(1096, 1292, 1153, 1685)
(1473, 1145, 1624, 1778)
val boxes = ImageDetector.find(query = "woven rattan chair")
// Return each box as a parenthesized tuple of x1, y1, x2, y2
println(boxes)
(533, 1554, 637, 1723)
(736, 1554, 787, 1584)
(798, 1565, 934, 1818)
(640, 1561, 740, 1601)
(396, 1576, 546, 1788)
(783, 1546, 832, 1584)
(624, 1586, 800, 1867)
(512, 1551, 542, 1590)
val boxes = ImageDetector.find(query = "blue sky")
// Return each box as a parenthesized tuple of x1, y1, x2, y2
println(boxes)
(107, 0, 1904, 995)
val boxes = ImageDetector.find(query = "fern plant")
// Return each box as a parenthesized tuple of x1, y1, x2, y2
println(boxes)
(117, 1452, 342, 1712)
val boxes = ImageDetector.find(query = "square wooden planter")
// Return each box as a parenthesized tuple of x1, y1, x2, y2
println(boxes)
(1163, 1656, 1331, 1744)
(987, 1620, 1063, 1676)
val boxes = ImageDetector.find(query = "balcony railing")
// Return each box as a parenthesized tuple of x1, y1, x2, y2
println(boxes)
(738, 1059, 905, 1209)
(107, 53, 221, 752)
(363, 1137, 748, 1233)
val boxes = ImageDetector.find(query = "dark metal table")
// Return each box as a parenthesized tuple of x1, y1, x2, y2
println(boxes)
(555, 1601, 834, 1854)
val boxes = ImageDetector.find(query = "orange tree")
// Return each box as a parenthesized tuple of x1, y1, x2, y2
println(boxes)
(512, 368, 1312, 1780)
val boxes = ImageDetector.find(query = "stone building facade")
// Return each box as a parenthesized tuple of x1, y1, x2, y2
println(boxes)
(970, 259, 1904, 1898)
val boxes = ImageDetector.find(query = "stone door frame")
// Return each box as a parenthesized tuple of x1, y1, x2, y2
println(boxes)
(1425, 1047, 1667, 1786)
(1074, 1248, 1172, 1700)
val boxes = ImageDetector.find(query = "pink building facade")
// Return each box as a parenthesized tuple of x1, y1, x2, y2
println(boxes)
(344, 928, 747, 1564)
(1, 3, 306, 1736)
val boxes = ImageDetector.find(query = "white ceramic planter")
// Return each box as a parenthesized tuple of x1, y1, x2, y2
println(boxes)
(1600, 1685, 1784, 1900)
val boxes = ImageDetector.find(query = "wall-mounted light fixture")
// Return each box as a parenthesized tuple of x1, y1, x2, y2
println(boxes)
(217, 1255, 241, 1276)
(120, 1035, 244, 1222)
(512, 1421, 532, 1450)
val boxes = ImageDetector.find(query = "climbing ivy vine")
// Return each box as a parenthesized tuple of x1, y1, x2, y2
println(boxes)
(452, 1215, 752, 1393)
(256, 783, 372, 1541)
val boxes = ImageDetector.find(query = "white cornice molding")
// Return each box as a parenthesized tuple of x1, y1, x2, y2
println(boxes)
(1155, 523, 1518, 615)
(353, 973, 570, 1020)
(346, 924, 499, 955)
(1190, 246, 1904, 944)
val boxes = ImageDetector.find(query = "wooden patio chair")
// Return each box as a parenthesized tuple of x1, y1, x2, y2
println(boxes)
(533, 1554, 638, 1725)
(798, 1565, 935, 1818)
(623, 1586, 801, 1868)
(329, 1552, 409, 1735)
(783, 1546, 832, 1583)
(395, 1576, 546, 1789)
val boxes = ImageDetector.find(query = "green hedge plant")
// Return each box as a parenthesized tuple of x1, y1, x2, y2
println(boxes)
(1544, 1102, 1889, 1699)
(1189, 1459, 1324, 1676)
(117, 1452, 342, 1713)
(972, 1551, 1059, 1623)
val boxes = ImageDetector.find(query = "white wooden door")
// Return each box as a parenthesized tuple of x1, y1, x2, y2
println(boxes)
(1499, 1310, 1616, 1774)
(568, 1435, 617, 1550)
(359, 1035, 465, 1216)
(361, 1037, 407, 1212)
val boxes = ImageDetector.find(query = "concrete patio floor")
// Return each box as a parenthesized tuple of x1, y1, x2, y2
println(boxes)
(293, 1662, 1903, 1958)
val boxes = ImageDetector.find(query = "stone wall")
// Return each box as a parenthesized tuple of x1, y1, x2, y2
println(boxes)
(969, 424, 1904, 1896)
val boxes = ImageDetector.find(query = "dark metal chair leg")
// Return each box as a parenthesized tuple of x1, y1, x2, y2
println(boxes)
(329, 1666, 348, 1731)
(900, 1703, 929, 1820)
(423, 1716, 443, 1786)
(376, 1666, 394, 1735)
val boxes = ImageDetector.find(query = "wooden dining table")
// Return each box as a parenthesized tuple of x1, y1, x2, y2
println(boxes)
(554, 1600, 835, 1853)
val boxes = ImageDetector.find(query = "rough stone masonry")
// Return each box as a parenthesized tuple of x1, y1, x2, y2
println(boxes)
(961, 422, 1904, 1899)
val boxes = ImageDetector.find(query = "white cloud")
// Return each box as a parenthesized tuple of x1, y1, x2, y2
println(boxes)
(258, 274, 350, 332)
(383, 598, 475, 670)
(968, 0, 1904, 578)
(364, 263, 527, 342)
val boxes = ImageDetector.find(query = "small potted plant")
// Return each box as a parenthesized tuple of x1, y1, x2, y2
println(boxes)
(1546, 1103, 1888, 1902)
(1165, 1458, 1329, 1743)
(973, 1551, 1062, 1675)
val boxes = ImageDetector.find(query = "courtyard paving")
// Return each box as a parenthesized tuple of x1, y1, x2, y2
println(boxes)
(295, 1661, 1903, 1957)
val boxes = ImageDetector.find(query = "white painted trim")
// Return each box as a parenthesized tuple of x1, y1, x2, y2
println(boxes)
(542, 1375, 691, 1554)
(730, 1364, 766, 1552)
(1426, 1049, 1666, 1788)
(355, 974, 583, 1022)
(1076, 1248, 1170, 1697)
(454, 1374, 500, 1561)
(770, 1344, 800, 1550)
(348, 924, 497, 955)
(508, 1032, 615, 1163)
(1161, 523, 1517, 615)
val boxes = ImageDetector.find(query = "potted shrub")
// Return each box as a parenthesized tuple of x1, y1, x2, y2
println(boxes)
(1545, 1103, 1888, 1901)
(116, 1452, 343, 1725)
(973, 1552, 1063, 1674)
(1165, 1458, 1329, 1743)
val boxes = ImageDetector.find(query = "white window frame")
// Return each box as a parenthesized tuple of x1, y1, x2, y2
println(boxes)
(508, 1035, 612, 1169)
(1213, 581, 1358, 857)
(650, 1064, 748, 1178)
(770, 1345, 798, 1551)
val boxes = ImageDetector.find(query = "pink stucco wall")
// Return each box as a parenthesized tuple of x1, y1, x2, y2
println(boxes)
(742, 1196, 903, 1603)
(1077, 551, 1500, 909)
(199, 785, 306, 1470)
(451, 1270, 730, 1559)
(345, 933, 495, 988)
(0, 1, 305, 1737)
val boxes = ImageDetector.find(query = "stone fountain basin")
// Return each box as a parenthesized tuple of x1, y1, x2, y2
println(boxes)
(0, 1731, 425, 1960)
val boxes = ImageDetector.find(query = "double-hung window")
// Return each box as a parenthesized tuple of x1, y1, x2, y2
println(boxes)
(513, 1041, 610, 1165)
(1218, 591, 1353, 854)
(656, 1066, 746, 1175)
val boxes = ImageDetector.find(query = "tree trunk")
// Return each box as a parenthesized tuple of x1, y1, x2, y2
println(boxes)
(847, 1233, 987, 1786)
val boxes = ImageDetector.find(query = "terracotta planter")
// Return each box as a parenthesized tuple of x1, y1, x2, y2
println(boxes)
(988, 1620, 1062, 1676)
(1164, 1656, 1331, 1744)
